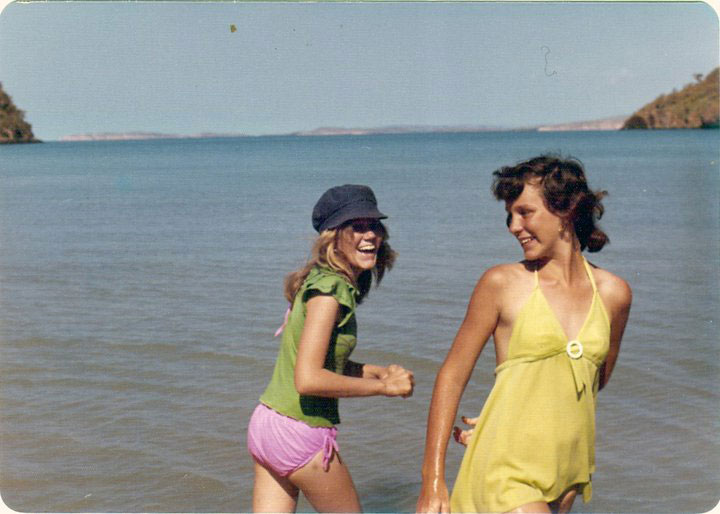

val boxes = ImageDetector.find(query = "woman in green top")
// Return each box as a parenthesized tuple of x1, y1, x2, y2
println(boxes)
(248, 184, 415, 512)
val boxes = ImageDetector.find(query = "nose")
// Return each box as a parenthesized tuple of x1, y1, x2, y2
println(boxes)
(507, 213, 522, 235)
(363, 227, 379, 240)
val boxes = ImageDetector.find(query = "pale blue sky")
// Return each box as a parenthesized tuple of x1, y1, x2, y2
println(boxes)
(0, 1, 717, 141)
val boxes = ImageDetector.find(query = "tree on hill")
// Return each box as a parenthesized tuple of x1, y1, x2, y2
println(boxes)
(0, 82, 40, 143)
(623, 68, 719, 129)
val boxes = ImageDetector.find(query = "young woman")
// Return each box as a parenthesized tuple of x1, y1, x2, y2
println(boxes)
(248, 184, 414, 513)
(417, 156, 632, 513)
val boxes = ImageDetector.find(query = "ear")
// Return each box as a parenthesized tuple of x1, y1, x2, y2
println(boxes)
(558, 214, 572, 236)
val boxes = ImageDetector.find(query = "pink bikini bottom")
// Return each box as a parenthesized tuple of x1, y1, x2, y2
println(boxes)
(247, 403, 339, 477)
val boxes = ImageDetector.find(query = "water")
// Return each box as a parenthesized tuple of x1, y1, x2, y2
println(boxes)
(0, 130, 718, 513)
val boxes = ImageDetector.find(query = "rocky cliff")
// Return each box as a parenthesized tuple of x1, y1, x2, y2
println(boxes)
(0, 83, 40, 143)
(623, 68, 719, 129)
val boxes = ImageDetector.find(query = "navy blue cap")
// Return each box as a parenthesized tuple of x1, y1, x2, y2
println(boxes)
(312, 184, 387, 233)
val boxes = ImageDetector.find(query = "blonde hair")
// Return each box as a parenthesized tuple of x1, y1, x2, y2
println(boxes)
(283, 222, 396, 304)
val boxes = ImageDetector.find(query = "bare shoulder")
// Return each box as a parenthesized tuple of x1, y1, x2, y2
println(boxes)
(470, 262, 533, 311)
(475, 262, 528, 292)
(587, 262, 633, 311)
(481, 262, 527, 283)
(461, 263, 529, 332)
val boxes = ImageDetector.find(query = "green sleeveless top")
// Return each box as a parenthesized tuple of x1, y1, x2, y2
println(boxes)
(259, 266, 358, 427)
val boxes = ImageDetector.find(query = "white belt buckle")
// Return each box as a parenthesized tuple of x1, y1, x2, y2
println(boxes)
(566, 340, 583, 359)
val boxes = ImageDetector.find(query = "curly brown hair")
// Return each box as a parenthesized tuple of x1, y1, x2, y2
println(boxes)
(491, 155, 609, 252)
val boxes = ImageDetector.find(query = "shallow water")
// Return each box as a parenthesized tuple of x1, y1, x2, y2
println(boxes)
(1, 130, 718, 512)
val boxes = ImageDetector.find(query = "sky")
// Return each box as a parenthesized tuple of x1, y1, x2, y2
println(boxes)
(0, 1, 718, 141)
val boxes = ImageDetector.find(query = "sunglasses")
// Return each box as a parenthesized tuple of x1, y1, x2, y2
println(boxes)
(347, 219, 383, 233)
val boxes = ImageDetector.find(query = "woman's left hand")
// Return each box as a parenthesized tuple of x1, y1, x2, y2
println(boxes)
(361, 363, 389, 379)
(380, 364, 415, 398)
(452, 415, 478, 446)
(346, 361, 415, 397)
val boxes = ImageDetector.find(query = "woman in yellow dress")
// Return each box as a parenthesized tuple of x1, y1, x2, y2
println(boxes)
(416, 155, 632, 513)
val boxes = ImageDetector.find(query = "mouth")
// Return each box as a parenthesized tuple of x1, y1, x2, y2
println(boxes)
(519, 237, 534, 247)
(357, 243, 377, 254)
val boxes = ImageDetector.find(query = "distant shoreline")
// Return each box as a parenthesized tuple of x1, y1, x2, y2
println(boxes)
(57, 117, 629, 142)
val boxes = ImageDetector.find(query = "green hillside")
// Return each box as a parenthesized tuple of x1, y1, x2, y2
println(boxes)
(0, 83, 40, 143)
(623, 68, 719, 129)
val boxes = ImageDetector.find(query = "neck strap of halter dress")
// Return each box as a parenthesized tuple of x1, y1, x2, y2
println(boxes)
(582, 256, 598, 293)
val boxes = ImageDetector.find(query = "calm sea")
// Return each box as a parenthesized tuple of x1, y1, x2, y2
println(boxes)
(1, 130, 718, 513)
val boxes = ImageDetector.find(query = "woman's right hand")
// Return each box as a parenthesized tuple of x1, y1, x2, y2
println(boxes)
(452, 415, 479, 447)
(416, 478, 450, 513)
(380, 364, 414, 398)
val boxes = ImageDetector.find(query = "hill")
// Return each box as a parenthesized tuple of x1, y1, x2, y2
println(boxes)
(0, 82, 40, 143)
(623, 68, 719, 129)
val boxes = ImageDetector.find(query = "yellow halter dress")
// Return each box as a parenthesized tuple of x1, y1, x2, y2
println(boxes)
(450, 257, 610, 512)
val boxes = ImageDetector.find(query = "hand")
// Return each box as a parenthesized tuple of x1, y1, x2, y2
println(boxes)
(361, 363, 387, 379)
(416, 479, 450, 513)
(380, 364, 414, 398)
(452, 415, 478, 447)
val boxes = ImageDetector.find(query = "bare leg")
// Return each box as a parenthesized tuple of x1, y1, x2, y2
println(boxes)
(289, 449, 362, 513)
(549, 487, 577, 514)
(253, 460, 299, 513)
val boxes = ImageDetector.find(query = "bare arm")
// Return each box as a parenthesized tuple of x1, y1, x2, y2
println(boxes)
(416, 270, 503, 513)
(599, 277, 632, 390)
(344, 360, 388, 379)
(295, 294, 413, 398)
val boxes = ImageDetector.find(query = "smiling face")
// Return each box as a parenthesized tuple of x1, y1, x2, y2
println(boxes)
(336, 218, 384, 276)
(505, 181, 566, 260)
